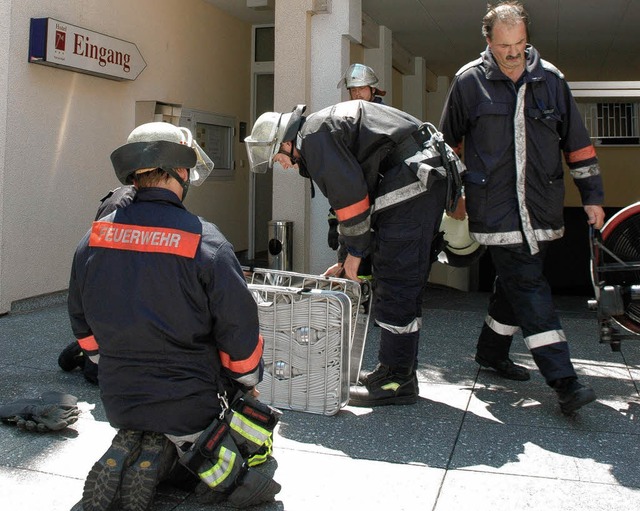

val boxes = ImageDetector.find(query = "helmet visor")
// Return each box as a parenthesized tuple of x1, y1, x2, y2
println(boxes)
(244, 111, 282, 173)
(245, 140, 276, 174)
(190, 140, 214, 185)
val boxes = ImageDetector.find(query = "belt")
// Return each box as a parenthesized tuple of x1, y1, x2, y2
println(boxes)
(382, 124, 462, 213)
(385, 126, 432, 168)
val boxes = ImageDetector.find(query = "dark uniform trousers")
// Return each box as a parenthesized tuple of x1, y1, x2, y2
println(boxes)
(477, 243, 578, 384)
(372, 176, 447, 370)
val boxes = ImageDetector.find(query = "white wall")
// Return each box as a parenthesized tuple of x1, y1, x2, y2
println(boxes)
(0, 0, 10, 313)
(426, 75, 451, 127)
(307, 0, 361, 275)
(0, 0, 254, 312)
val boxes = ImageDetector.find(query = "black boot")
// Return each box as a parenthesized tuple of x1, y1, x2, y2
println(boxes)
(358, 366, 419, 388)
(475, 354, 531, 381)
(553, 377, 596, 415)
(119, 432, 173, 511)
(349, 364, 418, 407)
(83, 359, 99, 385)
(82, 429, 144, 511)
(475, 322, 530, 381)
(226, 468, 282, 508)
(58, 341, 86, 372)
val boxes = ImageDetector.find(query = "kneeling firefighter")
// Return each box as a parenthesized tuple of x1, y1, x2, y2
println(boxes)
(245, 101, 465, 407)
(68, 121, 282, 510)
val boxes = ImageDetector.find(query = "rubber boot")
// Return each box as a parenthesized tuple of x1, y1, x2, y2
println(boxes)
(349, 364, 418, 407)
(475, 323, 530, 381)
(82, 429, 143, 511)
(83, 359, 99, 385)
(552, 377, 597, 415)
(119, 432, 173, 511)
(58, 341, 86, 372)
(226, 468, 282, 508)
(475, 354, 531, 381)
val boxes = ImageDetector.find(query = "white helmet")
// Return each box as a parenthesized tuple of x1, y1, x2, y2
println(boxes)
(244, 105, 306, 174)
(337, 63, 386, 96)
(438, 213, 485, 267)
(111, 122, 214, 186)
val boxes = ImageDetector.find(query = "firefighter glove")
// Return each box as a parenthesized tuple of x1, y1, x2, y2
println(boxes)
(0, 391, 79, 432)
(327, 210, 339, 250)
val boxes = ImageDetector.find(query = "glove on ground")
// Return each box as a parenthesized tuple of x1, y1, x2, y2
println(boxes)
(0, 391, 79, 432)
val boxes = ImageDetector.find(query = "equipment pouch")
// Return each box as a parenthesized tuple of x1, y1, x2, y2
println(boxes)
(225, 392, 282, 463)
(179, 419, 243, 493)
(231, 392, 282, 430)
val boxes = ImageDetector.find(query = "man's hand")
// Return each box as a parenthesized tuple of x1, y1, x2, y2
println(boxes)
(584, 205, 605, 230)
(324, 262, 345, 277)
(323, 254, 362, 281)
(446, 196, 467, 220)
(341, 254, 362, 281)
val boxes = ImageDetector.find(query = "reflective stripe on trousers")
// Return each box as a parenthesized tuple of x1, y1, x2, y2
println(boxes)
(373, 177, 447, 368)
(199, 445, 237, 488)
(480, 244, 577, 383)
(228, 412, 271, 451)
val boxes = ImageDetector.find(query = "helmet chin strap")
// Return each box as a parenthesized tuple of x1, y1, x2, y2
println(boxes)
(163, 167, 190, 201)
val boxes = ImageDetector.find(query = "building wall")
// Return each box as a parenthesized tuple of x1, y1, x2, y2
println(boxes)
(391, 67, 403, 110)
(0, 0, 253, 313)
(3, 1, 633, 312)
(0, 1, 10, 313)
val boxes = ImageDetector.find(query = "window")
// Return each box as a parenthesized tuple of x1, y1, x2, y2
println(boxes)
(254, 26, 274, 63)
(578, 101, 640, 146)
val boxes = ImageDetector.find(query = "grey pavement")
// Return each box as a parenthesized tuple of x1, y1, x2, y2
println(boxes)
(1, 285, 640, 510)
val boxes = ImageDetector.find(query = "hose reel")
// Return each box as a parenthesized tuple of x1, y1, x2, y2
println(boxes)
(589, 201, 640, 351)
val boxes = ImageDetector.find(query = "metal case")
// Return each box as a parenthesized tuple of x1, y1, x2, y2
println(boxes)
(245, 268, 371, 415)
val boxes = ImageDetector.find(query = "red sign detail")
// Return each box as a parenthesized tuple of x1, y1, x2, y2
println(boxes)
(55, 30, 66, 51)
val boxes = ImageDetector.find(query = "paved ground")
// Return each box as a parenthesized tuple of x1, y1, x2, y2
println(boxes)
(1, 285, 639, 510)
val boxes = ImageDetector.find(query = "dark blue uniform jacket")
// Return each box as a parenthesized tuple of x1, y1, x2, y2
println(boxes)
(68, 187, 262, 435)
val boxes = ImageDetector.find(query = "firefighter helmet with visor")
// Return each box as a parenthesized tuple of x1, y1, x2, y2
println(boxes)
(244, 105, 306, 173)
(110, 122, 214, 186)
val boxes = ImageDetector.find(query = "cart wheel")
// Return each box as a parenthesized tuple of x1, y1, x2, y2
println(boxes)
(595, 201, 640, 334)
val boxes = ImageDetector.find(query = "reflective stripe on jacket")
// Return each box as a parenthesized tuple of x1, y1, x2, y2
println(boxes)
(440, 45, 604, 251)
(297, 101, 426, 257)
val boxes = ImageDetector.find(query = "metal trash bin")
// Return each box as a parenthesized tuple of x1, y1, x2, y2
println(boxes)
(267, 220, 293, 271)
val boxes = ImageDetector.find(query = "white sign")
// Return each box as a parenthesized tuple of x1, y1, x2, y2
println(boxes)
(29, 18, 146, 81)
